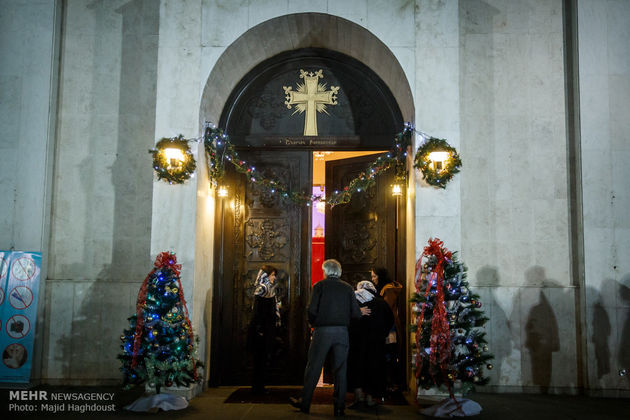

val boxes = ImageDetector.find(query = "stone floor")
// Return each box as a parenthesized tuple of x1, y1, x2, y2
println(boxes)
(1, 385, 629, 419)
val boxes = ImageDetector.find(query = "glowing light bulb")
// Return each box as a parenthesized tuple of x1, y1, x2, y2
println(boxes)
(163, 147, 185, 169)
(428, 151, 450, 171)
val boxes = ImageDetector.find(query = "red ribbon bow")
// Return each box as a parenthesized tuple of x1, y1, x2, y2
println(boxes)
(153, 251, 182, 275)
(414, 238, 455, 396)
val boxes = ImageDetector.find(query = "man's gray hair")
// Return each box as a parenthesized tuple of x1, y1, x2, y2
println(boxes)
(322, 259, 342, 277)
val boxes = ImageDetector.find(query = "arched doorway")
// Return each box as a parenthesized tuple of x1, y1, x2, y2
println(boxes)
(209, 46, 408, 387)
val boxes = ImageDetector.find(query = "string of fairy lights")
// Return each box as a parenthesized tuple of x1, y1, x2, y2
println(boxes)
(150, 122, 462, 206)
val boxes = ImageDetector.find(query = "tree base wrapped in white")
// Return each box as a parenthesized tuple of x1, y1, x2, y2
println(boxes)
(124, 393, 188, 412)
(419, 398, 481, 418)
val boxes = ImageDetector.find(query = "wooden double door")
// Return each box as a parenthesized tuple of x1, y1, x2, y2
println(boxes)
(210, 150, 403, 386)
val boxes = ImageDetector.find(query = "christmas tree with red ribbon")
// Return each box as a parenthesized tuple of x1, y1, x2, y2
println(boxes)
(411, 238, 493, 397)
(118, 252, 201, 393)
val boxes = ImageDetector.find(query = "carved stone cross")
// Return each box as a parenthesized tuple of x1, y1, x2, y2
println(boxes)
(283, 69, 339, 136)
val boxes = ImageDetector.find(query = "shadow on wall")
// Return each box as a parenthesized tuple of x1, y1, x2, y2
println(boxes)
(589, 283, 611, 381)
(475, 266, 514, 386)
(590, 273, 630, 388)
(522, 266, 561, 393)
(51, 265, 134, 383)
(619, 273, 630, 386)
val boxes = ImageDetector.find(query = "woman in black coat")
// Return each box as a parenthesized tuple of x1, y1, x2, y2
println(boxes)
(347, 280, 394, 407)
(248, 264, 279, 395)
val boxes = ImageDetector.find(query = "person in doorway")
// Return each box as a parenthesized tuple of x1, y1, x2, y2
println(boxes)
(248, 264, 280, 395)
(347, 280, 394, 409)
(371, 267, 403, 392)
(289, 259, 361, 416)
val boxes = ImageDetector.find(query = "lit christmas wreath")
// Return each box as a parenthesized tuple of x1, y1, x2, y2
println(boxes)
(150, 135, 196, 184)
(414, 138, 462, 189)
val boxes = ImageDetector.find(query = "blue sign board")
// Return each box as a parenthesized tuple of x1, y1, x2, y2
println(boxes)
(0, 251, 42, 383)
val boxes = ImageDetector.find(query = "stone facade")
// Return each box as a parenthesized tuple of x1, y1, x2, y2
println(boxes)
(0, 0, 628, 396)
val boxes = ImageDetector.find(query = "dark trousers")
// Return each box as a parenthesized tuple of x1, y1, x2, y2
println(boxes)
(301, 326, 349, 410)
(252, 333, 268, 393)
(249, 297, 276, 393)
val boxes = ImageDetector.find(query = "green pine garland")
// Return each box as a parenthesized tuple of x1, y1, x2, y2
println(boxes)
(204, 123, 413, 207)
(413, 137, 462, 188)
(150, 136, 197, 184)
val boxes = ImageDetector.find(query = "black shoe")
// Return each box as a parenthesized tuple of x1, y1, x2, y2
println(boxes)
(334, 406, 345, 416)
(289, 397, 309, 414)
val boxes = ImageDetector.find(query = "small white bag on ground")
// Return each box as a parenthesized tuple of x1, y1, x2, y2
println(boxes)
(420, 397, 482, 418)
(124, 393, 189, 412)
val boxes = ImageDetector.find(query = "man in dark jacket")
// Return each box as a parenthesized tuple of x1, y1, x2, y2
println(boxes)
(290, 259, 361, 416)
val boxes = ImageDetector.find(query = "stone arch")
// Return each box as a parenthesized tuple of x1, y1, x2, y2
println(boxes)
(198, 13, 415, 386)
(199, 12, 414, 127)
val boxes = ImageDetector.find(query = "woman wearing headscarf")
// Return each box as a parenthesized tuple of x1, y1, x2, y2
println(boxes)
(248, 264, 279, 395)
(347, 280, 394, 408)
(371, 267, 403, 391)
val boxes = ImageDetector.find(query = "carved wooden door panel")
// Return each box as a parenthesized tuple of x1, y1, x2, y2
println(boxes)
(325, 154, 400, 286)
(324, 154, 406, 387)
(211, 151, 311, 386)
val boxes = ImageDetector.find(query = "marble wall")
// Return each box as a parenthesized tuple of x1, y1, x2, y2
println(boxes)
(43, 0, 160, 383)
(414, 0, 462, 254)
(0, 0, 58, 254)
(459, 0, 577, 391)
(579, 0, 630, 395)
(0, 0, 60, 383)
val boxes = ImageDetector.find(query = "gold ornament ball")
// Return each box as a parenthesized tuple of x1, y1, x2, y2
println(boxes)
(172, 287, 179, 294)
(487, 364, 493, 370)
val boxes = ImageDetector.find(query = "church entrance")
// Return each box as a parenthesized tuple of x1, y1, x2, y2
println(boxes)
(209, 48, 407, 387)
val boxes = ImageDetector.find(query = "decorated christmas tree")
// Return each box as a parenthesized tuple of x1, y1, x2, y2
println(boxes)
(411, 238, 493, 398)
(119, 252, 201, 393)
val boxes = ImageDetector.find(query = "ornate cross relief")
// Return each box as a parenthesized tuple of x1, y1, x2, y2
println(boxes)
(245, 219, 288, 260)
(283, 69, 339, 136)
